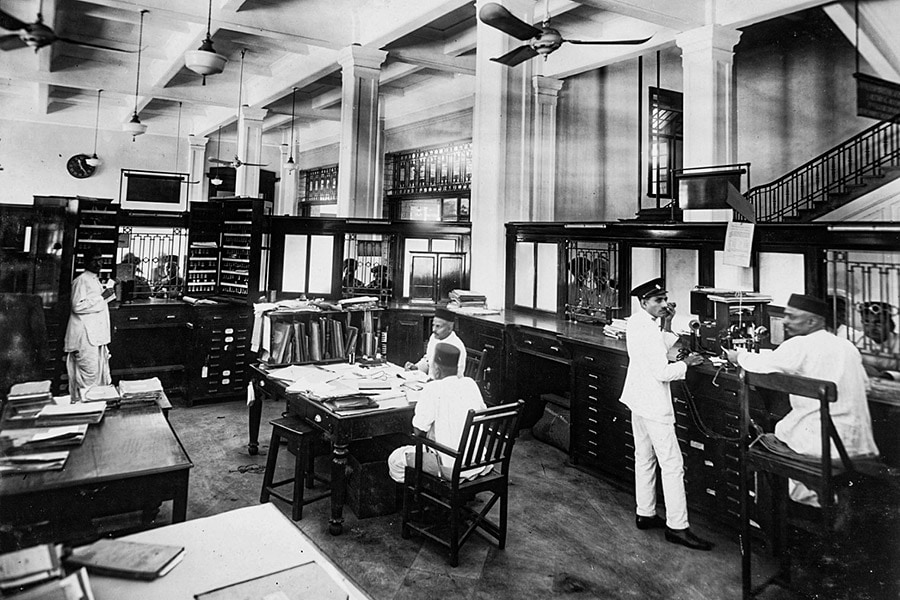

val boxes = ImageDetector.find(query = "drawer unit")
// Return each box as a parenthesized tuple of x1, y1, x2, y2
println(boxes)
(512, 328, 570, 362)
(185, 305, 253, 406)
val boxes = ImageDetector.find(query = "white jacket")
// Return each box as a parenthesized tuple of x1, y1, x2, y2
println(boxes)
(64, 271, 111, 351)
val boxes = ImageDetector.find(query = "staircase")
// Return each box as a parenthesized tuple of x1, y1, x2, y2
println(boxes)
(747, 117, 900, 222)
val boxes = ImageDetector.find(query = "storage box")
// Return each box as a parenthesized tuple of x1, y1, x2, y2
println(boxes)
(346, 437, 401, 519)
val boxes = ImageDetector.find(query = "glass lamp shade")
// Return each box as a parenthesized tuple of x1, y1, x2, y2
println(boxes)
(123, 113, 147, 136)
(185, 41, 227, 76)
(85, 154, 102, 167)
(210, 176, 223, 186)
(284, 155, 295, 170)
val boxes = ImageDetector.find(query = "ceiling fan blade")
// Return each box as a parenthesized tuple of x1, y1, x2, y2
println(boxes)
(209, 158, 231, 164)
(565, 36, 652, 46)
(0, 8, 27, 32)
(479, 3, 542, 41)
(0, 33, 26, 51)
(240, 162, 268, 167)
(56, 35, 138, 53)
(490, 44, 539, 67)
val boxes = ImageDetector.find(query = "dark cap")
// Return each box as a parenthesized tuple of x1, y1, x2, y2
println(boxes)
(630, 278, 667, 300)
(433, 342, 460, 367)
(787, 293, 827, 318)
(433, 307, 456, 322)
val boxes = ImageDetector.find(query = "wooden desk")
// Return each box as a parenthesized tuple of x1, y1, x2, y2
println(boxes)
(0, 405, 192, 550)
(248, 364, 415, 535)
(88, 503, 372, 600)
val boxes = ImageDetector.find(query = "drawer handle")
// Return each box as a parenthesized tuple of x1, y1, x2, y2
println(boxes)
(550, 345, 560, 352)
(588, 395, 598, 402)
(588, 373, 598, 380)
(166, 314, 176, 319)
(222, 370, 231, 376)
(587, 406, 598, 413)
(588, 440, 598, 446)
(129, 316, 139, 321)
(484, 343, 496, 350)
(225, 328, 234, 334)
(524, 339, 533, 345)
(588, 384, 598, 391)
(588, 429, 598, 436)
(584, 355, 595, 362)
(588, 418, 598, 424)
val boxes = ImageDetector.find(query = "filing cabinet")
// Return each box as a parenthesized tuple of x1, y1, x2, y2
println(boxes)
(185, 304, 253, 406)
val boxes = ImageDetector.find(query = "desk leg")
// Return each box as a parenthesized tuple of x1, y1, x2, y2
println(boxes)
(248, 382, 263, 455)
(329, 442, 349, 535)
(172, 470, 189, 523)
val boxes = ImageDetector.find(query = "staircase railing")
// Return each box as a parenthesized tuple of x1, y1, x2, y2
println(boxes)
(747, 116, 900, 222)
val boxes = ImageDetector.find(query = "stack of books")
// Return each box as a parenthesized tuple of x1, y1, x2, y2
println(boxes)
(118, 377, 164, 406)
(603, 318, 627, 339)
(0, 544, 64, 594)
(448, 289, 487, 309)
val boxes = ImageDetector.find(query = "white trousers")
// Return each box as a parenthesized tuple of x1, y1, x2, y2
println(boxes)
(632, 414, 689, 530)
(66, 345, 110, 402)
(387, 445, 443, 483)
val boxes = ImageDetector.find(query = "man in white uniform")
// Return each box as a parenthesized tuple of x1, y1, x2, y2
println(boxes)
(620, 278, 711, 551)
(405, 307, 467, 379)
(389, 343, 489, 483)
(726, 293, 879, 506)
(65, 248, 114, 401)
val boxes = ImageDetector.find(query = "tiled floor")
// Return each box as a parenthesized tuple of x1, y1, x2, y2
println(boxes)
(164, 397, 896, 600)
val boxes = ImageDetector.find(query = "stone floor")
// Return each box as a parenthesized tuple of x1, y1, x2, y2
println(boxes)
(160, 397, 896, 600)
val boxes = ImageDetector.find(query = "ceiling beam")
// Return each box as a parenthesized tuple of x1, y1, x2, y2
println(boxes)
(389, 50, 476, 75)
(571, 0, 705, 30)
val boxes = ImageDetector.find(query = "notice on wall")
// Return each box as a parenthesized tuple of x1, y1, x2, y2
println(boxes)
(855, 73, 900, 121)
(723, 221, 755, 268)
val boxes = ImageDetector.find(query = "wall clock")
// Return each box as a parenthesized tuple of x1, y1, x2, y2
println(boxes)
(66, 154, 96, 179)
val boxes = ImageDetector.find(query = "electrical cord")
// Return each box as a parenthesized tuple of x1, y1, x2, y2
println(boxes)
(677, 376, 764, 442)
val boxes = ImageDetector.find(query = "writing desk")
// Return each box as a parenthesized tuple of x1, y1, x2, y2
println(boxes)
(0, 405, 192, 549)
(248, 363, 415, 534)
(88, 503, 372, 600)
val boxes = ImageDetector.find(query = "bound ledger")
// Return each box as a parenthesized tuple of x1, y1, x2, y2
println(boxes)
(66, 539, 185, 580)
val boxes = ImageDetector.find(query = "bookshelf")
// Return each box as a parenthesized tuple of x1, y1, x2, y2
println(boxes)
(384, 140, 471, 222)
(74, 197, 118, 282)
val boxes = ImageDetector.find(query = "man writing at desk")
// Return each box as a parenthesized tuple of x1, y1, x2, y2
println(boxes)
(389, 343, 488, 483)
(725, 293, 879, 506)
(404, 307, 467, 379)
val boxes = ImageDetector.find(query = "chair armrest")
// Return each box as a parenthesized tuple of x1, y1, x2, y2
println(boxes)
(411, 431, 459, 458)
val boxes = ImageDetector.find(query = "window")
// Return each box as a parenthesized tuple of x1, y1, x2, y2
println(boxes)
(648, 88, 683, 200)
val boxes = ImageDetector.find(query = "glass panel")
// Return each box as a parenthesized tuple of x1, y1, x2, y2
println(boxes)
(403, 239, 430, 297)
(535, 243, 557, 312)
(410, 255, 436, 302)
(308, 235, 334, 294)
(116, 226, 188, 300)
(759, 252, 804, 306)
(665, 248, 698, 327)
(432, 239, 457, 253)
(515, 242, 535, 307)
(438, 255, 464, 300)
(281, 234, 309, 292)
(631, 247, 661, 314)
(714, 250, 753, 292)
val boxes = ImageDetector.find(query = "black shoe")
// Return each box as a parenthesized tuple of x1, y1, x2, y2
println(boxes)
(665, 527, 713, 551)
(635, 514, 666, 530)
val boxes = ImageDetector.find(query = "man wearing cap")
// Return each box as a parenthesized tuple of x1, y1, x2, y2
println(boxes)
(388, 343, 489, 483)
(620, 277, 712, 551)
(726, 293, 879, 506)
(405, 307, 467, 379)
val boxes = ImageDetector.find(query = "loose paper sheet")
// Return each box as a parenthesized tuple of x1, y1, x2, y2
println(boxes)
(723, 221, 755, 268)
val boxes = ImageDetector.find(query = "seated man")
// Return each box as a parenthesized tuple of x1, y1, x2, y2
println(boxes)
(404, 307, 466, 379)
(388, 343, 490, 483)
(726, 293, 880, 506)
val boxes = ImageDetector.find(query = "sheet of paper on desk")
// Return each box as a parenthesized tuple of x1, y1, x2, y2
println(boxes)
(395, 370, 427, 383)
(300, 380, 360, 399)
(265, 365, 321, 383)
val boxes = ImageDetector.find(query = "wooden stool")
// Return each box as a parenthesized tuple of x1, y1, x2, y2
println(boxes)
(260, 416, 330, 521)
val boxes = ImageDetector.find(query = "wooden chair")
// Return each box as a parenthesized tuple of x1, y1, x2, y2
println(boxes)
(401, 400, 523, 567)
(463, 346, 488, 390)
(738, 370, 864, 599)
(260, 416, 330, 521)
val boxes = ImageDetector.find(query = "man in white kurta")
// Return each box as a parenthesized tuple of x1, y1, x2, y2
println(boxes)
(405, 307, 467, 379)
(64, 249, 114, 401)
(389, 343, 489, 483)
(726, 293, 879, 506)
(619, 278, 711, 551)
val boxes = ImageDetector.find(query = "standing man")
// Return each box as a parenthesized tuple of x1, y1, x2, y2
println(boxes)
(725, 293, 879, 506)
(620, 278, 712, 551)
(65, 248, 114, 401)
(389, 343, 489, 482)
(405, 307, 467, 379)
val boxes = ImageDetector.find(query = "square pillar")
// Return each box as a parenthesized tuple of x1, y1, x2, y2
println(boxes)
(188, 134, 209, 201)
(532, 75, 564, 221)
(235, 106, 268, 198)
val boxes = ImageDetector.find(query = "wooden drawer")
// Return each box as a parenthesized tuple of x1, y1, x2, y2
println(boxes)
(113, 308, 187, 328)
(571, 345, 627, 371)
(456, 317, 504, 352)
(513, 328, 570, 361)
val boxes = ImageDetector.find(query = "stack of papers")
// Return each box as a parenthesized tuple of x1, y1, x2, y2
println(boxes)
(0, 451, 69, 474)
(2, 425, 88, 450)
(0, 544, 65, 593)
(83, 385, 120, 406)
(603, 318, 627, 339)
(36, 402, 105, 425)
(7, 381, 52, 404)
(118, 377, 164, 405)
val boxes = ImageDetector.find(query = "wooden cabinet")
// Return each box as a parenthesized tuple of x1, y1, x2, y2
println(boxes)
(185, 304, 253, 406)
(383, 309, 429, 367)
(455, 315, 506, 406)
(109, 303, 189, 393)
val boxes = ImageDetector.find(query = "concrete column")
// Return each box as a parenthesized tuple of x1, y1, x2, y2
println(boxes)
(187, 134, 209, 201)
(532, 75, 564, 221)
(278, 138, 298, 216)
(234, 106, 268, 198)
(675, 25, 742, 168)
(471, 0, 535, 309)
(336, 45, 387, 218)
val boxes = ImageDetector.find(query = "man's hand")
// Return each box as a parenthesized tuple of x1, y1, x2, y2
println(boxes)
(724, 349, 739, 365)
(404, 361, 416, 370)
(661, 303, 676, 332)
(101, 287, 116, 300)
(682, 352, 704, 367)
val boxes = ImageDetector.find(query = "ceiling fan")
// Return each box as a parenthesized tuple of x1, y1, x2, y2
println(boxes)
(0, 1, 137, 53)
(479, 1, 652, 67)
(209, 49, 267, 169)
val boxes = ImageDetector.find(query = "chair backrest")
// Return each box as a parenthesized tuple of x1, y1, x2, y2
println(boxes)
(463, 347, 487, 384)
(451, 400, 523, 480)
(739, 369, 852, 476)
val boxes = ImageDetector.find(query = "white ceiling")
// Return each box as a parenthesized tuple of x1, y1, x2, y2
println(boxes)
(2, 0, 898, 151)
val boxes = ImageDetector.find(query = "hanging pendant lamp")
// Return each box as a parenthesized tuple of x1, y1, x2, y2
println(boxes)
(123, 10, 148, 138)
(284, 87, 297, 170)
(86, 89, 103, 167)
(184, 0, 227, 84)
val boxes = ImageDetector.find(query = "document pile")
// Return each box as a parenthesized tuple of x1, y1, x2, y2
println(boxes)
(337, 295, 380, 310)
(3, 380, 55, 422)
(0, 450, 70, 474)
(0, 544, 65, 594)
(83, 384, 121, 407)
(447, 290, 499, 315)
(35, 402, 106, 425)
(118, 377, 164, 406)
(603, 318, 627, 340)
(2, 424, 88, 450)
